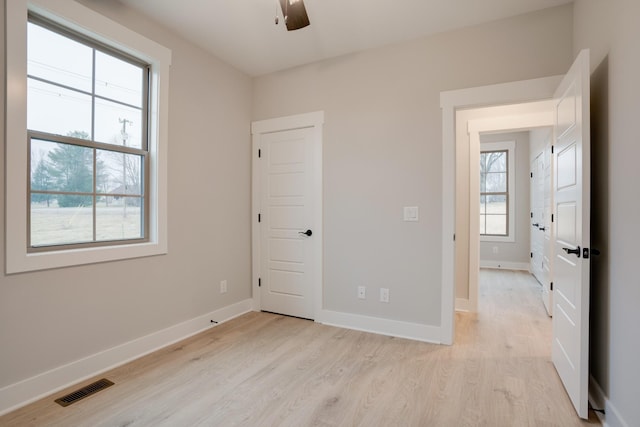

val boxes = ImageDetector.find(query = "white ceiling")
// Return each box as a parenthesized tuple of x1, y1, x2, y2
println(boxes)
(118, 0, 573, 77)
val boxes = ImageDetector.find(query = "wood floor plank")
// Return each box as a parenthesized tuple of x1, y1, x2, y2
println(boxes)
(0, 270, 601, 426)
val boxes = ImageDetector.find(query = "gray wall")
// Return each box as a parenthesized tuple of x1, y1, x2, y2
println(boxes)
(479, 131, 531, 265)
(0, 0, 253, 389)
(253, 5, 573, 324)
(574, 1, 640, 425)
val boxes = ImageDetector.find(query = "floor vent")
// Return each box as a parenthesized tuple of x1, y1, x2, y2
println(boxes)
(54, 378, 114, 407)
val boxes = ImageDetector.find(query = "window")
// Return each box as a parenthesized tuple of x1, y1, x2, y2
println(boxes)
(480, 141, 515, 241)
(6, 0, 171, 273)
(28, 16, 149, 250)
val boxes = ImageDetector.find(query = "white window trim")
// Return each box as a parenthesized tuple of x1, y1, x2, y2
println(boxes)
(6, 0, 171, 273)
(479, 140, 516, 243)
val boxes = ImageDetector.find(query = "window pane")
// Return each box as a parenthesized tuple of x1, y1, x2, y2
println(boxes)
(95, 51, 144, 107)
(30, 139, 55, 191)
(484, 172, 507, 192)
(481, 151, 506, 173)
(485, 195, 507, 214)
(28, 79, 92, 137)
(30, 139, 93, 194)
(96, 200, 143, 241)
(27, 23, 92, 92)
(480, 195, 486, 214)
(94, 98, 143, 148)
(485, 214, 507, 235)
(96, 150, 143, 196)
(30, 195, 93, 246)
(479, 214, 486, 235)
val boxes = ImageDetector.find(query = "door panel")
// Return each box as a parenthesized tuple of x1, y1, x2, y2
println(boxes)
(260, 127, 315, 319)
(556, 144, 577, 189)
(552, 49, 590, 419)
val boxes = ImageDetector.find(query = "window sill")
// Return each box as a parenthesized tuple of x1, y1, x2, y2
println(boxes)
(480, 235, 515, 243)
(7, 240, 167, 274)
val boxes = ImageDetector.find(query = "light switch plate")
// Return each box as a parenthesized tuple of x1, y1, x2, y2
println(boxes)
(403, 206, 419, 222)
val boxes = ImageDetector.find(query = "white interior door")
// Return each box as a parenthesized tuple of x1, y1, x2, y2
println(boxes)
(552, 49, 590, 419)
(258, 126, 317, 319)
(542, 136, 554, 316)
(531, 152, 544, 283)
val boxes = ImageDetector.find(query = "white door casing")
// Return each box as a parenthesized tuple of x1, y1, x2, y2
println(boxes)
(551, 49, 590, 419)
(251, 112, 324, 320)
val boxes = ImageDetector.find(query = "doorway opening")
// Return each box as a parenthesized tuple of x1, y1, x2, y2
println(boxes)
(455, 101, 555, 314)
(439, 75, 563, 345)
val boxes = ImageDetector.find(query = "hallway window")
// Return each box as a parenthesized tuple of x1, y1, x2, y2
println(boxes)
(480, 149, 509, 236)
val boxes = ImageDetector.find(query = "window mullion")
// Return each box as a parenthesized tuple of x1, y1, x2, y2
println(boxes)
(91, 48, 96, 141)
(93, 149, 96, 242)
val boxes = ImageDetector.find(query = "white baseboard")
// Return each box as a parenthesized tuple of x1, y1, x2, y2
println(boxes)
(0, 299, 253, 416)
(455, 298, 472, 312)
(589, 375, 630, 427)
(479, 260, 530, 271)
(317, 310, 442, 344)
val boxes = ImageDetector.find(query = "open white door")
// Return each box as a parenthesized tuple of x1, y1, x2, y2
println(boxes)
(552, 49, 591, 419)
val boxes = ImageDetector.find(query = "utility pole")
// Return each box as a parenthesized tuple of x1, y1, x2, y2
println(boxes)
(119, 118, 132, 218)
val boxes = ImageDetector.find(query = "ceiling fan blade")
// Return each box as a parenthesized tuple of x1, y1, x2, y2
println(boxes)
(279, 0, 310, 31)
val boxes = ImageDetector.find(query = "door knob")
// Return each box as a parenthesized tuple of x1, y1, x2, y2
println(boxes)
(562, 246, 581, 257)
(532, 223, 540, 227)
(539, 227, 546, 231)
(299, 229, 313, 237)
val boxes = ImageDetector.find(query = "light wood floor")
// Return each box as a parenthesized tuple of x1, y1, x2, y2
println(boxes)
(1, 269, 601, 426)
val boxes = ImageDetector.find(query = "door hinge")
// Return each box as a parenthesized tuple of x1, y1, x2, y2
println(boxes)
(530, 252, 533, 259)
(530, 212, 533, 218)
(258, 278, 262, 287)
(530, 172, 533, 178)
(551, 145, 554, 154)
(453, 233, 456, 242)
(550, 282, 553, 291)
(258, 149, 262, 158)
(551, 214, 554, 223)
(258, 213, 261, 223)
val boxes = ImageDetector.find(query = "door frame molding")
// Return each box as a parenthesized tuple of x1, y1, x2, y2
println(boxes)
(251, 111, 325, 319)
(440, 76, 561, 344)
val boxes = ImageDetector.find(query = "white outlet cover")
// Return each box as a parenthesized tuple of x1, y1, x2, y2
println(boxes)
(403, 206, 419, 221)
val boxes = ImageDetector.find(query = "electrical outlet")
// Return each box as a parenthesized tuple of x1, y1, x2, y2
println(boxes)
(220, 280, 227, 293)
(357, 286, 366, 299)
(380, 288, 389, 303)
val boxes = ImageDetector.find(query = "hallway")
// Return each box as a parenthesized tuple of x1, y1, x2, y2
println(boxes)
(453, 268, 600, 425)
